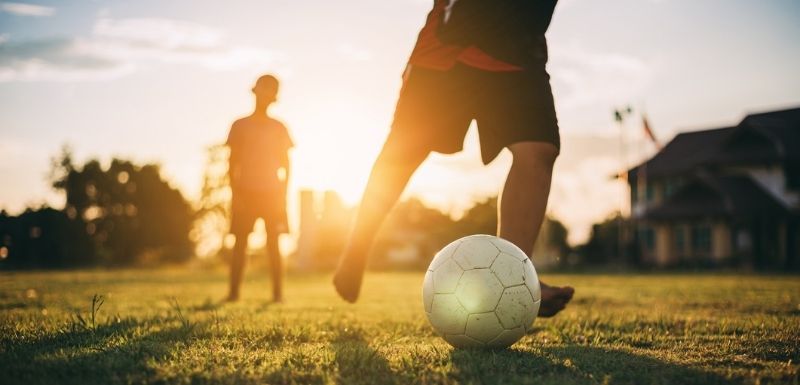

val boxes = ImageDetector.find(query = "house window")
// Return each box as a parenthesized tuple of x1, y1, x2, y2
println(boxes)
(787, 163, 800, 189)
(691, 225, 712, 253)
(664, 178, 682, 198)
(674, 225, 686, 253)
(643, 181, 656, 203)
(736, 230, 752, 252)
(638, 227, 655, 251)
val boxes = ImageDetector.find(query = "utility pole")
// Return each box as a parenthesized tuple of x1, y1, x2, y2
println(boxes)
(614, 106, 633, 262)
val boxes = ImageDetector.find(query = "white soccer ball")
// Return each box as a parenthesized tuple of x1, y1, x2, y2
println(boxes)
(422, 234, 541, 348)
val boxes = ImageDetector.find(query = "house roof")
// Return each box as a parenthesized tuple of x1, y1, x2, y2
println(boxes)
(741, 108, 800, 161)
(629, 107, 800, 181)
(644, 175, 791, 221)
(629, 126, 734, 180)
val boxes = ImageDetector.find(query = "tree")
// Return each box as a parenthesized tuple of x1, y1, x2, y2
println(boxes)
(0, 207, 94, 269)
(192, 144, 231, 259)
(50, 148, 194, 265)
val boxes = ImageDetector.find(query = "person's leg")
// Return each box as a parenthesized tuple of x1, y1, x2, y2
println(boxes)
(333, 135, 431, 302)
(227, 233, 247, 301)
(499, 141, 574, 317)
(266, 231, 283, 302)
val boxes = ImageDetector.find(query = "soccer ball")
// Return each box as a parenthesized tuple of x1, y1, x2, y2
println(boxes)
(422, 234, 541, 348)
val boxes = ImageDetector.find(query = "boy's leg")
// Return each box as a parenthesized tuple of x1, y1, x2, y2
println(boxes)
(227, 233, 247, 301)
(333, 135, 430, 302)
(266, 231, 283, 302)
(499, 141, 574, 317)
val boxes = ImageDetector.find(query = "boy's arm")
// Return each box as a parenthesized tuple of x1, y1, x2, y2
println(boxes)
(279, 154, 290, 198)
(226, 125, 240, 190)
(228, 152, 241, 190)
(279, 123, 293, 197)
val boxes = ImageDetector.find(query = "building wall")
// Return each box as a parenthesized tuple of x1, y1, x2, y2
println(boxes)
(711, 222, 732, 261)
(654, 224, 674, 266)
(647, 220, 731, 266)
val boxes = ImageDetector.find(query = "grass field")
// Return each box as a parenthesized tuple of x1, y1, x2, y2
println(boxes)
(0, 269, 798, 385)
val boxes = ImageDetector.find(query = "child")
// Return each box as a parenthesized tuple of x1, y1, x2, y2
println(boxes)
(333, 0, 574, 316)
(226, 74, 293, 302)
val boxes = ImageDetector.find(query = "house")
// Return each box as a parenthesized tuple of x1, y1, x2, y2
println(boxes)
(628, 107, 800, 269)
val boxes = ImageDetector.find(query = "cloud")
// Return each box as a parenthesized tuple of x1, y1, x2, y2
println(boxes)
(547, 134, 630, 244)
(0, 2, 55, 17)
(549, 44, 653, 110)
(0, 17, 283, 82)
(336, 43, 373, 62)
(0, 33, 9, 44)
(93, 17, 223, 52)
(0, 38, 132, 82)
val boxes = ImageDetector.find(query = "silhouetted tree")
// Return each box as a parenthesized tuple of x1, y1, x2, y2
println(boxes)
(192, 144, 231, 258)
(372, 198, 456, 269)
(50, 148, 194, 265)
(370, 197, 570, 270)
(577, 212, 637, 266)
(0, 207, 94, 269)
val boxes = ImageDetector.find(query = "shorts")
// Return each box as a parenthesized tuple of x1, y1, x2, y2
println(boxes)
(389, 62, 559, 164)
(230, 188, 288, 236)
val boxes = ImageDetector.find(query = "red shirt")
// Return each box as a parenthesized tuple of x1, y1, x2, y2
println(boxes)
(407, 0, 523, 72)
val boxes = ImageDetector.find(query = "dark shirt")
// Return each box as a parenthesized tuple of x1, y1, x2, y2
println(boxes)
(436, 0, 558, 68)
(226, 116, 293, 192)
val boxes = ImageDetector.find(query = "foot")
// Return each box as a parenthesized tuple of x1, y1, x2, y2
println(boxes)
(224, 293, 239, 303)
(538, 282, 574, 317)
(332, 255, 366, 303)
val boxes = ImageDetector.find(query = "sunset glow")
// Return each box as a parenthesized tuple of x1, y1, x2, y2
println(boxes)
(2, 0, 799, 247)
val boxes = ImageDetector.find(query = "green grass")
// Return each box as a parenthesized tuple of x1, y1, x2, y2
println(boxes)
(1, 269, 798, 385)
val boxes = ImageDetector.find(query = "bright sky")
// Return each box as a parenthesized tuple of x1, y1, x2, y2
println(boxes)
(1, 0, 799, 246)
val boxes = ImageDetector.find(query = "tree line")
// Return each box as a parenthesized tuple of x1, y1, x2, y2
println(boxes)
(0, 146, 575, 270)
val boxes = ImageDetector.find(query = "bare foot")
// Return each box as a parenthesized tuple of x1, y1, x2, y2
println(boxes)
(333, 255, 366, 303)
(538, 282, 574, 317)
(223, 293, 239, 303)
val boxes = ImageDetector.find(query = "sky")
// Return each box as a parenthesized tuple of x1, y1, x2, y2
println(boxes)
(1, 0, 799, 246)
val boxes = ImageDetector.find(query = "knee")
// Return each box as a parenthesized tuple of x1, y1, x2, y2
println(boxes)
(508, 142, 558, 171)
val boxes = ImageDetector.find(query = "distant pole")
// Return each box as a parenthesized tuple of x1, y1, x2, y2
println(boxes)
(614, 106, 633, 262)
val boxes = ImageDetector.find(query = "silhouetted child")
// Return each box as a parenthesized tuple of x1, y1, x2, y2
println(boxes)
(226, 74, 293, 302)
(333, 0, 574, 316)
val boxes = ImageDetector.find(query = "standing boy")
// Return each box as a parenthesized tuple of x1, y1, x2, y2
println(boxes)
(226, 74, 293, 302)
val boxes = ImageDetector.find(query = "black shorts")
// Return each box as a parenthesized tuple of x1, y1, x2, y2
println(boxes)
(230, 189, 288, 236)
(389, 62, 559, 164)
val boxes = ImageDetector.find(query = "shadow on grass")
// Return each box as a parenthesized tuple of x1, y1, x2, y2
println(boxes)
(0, 317, 196, 385)
(449, 344, 738, 385)
(331, 327, 404, 385)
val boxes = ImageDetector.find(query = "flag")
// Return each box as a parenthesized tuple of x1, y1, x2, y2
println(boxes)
(642, 115, 661, 149)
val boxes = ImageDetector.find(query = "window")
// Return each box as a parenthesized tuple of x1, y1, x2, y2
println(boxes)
(646, 182, 655, 201)
(691, 225, 712, 253)
(736, 230, 752, 252)
(664, 178, 683, 198)
(638, 227, 655, 251)
(787, 162, 800, 189)
(674, 225, 686, 253)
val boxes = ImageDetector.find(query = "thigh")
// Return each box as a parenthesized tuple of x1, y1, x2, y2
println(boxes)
(474, 67, 559, 164)
(390, 65, 474, 155)
(230, 198, 258, 236)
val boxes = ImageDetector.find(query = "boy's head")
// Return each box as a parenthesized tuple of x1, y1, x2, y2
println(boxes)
(252, 74, 279, 105)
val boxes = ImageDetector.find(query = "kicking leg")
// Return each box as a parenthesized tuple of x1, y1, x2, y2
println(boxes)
(499, 141, 574, 317)
(333, 135, 430, 302)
